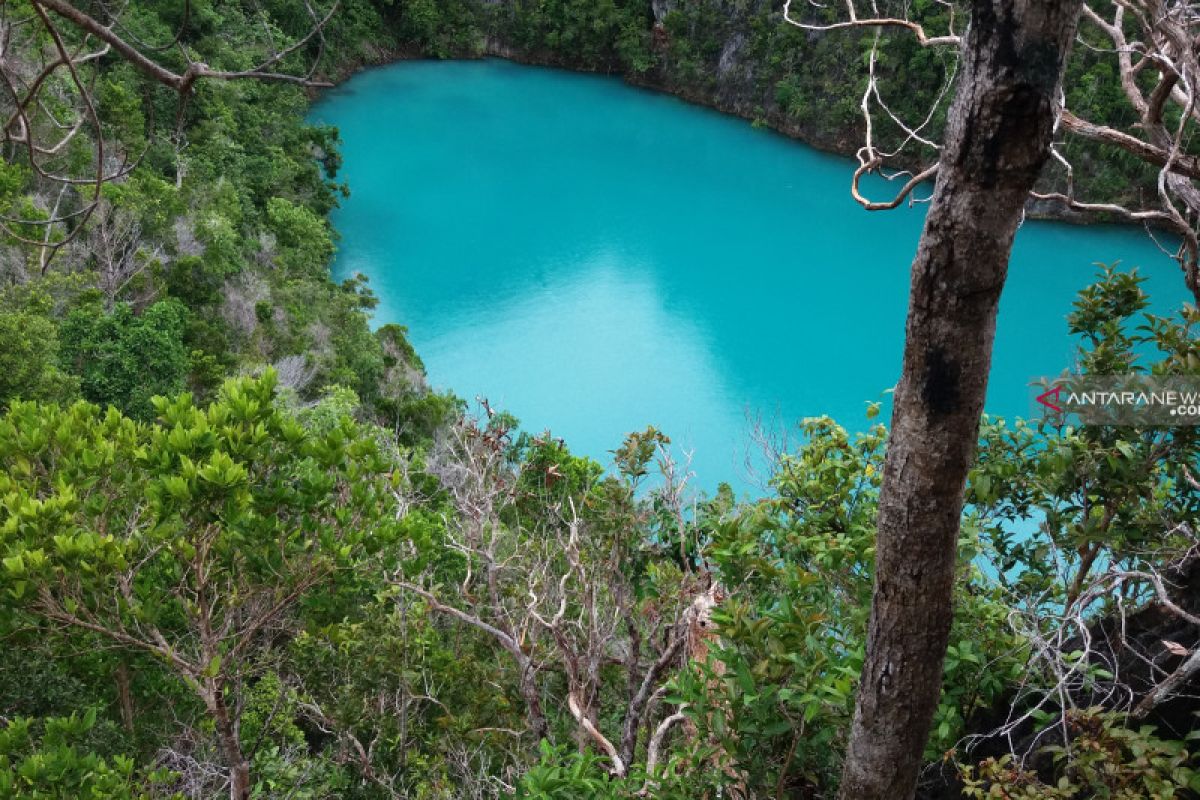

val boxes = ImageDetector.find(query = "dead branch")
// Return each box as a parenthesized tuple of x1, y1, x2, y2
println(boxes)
(783, 0, 1200, 302)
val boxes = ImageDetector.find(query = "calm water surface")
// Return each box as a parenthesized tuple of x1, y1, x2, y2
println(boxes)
(313, 60, 1188, 491)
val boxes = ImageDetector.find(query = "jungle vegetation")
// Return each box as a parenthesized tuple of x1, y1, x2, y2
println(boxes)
(0, 2, 1199, 799)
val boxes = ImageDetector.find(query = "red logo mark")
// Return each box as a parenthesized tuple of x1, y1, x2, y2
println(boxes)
(1036, 385, 1063, 414)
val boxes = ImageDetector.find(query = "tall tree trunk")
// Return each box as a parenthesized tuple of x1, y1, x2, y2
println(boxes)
(837, 3, 1082, 798)
(205, 681, 251, 800)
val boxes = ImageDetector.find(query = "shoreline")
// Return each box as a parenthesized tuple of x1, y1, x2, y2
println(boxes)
(313, 45, 1106, 229)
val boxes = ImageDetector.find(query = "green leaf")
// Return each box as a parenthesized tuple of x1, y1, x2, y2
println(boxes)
(203, 653, 222, 678)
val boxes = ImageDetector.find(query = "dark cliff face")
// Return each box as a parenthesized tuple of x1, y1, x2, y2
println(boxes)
(477, 0, 869, 155)
(648, 0, 867, 154)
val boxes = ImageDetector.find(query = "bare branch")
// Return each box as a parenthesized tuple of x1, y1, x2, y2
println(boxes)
(781, 0, 961, 47)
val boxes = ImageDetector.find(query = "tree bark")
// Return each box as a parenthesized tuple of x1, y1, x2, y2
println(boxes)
(205, 681, 252, 800)
(619, 634, 684, 767)
(836, 3, 1082, 798)
(115, 661, 135, 734)
(517, 657, 550, 743)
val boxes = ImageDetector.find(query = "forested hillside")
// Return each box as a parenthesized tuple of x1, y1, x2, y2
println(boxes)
(1, 1, 1200, 799)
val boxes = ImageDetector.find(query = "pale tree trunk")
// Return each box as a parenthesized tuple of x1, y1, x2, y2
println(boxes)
(837, 3, 1082, 798)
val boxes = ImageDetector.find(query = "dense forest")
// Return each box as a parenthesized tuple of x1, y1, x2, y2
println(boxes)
(1, 1, 1200, 798)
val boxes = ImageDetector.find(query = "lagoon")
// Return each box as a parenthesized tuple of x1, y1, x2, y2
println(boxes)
(314, 59, 1187, 491)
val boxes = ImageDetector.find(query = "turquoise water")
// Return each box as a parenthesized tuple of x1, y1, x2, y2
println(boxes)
(314, 59, 1188, 491)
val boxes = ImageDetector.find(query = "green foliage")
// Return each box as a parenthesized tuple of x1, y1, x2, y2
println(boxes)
(0, 0, 405, 427)
(961, 710, 1200, 799)
(0, 372, 401, 792)
(266, 197, 336, 279)
(978, 266, 1200, 606)
(101, 172, 182, 242)
(0, 311, 79, 407)
(0, 0, 1197, 795)
(392, 0, 483, 58)
(0, 370, 398, 616)
(509, 742, 629, 799)
(58, 300, 190, 420)
(954, 267, 1200, 793)
(0, 712, 175, 799)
